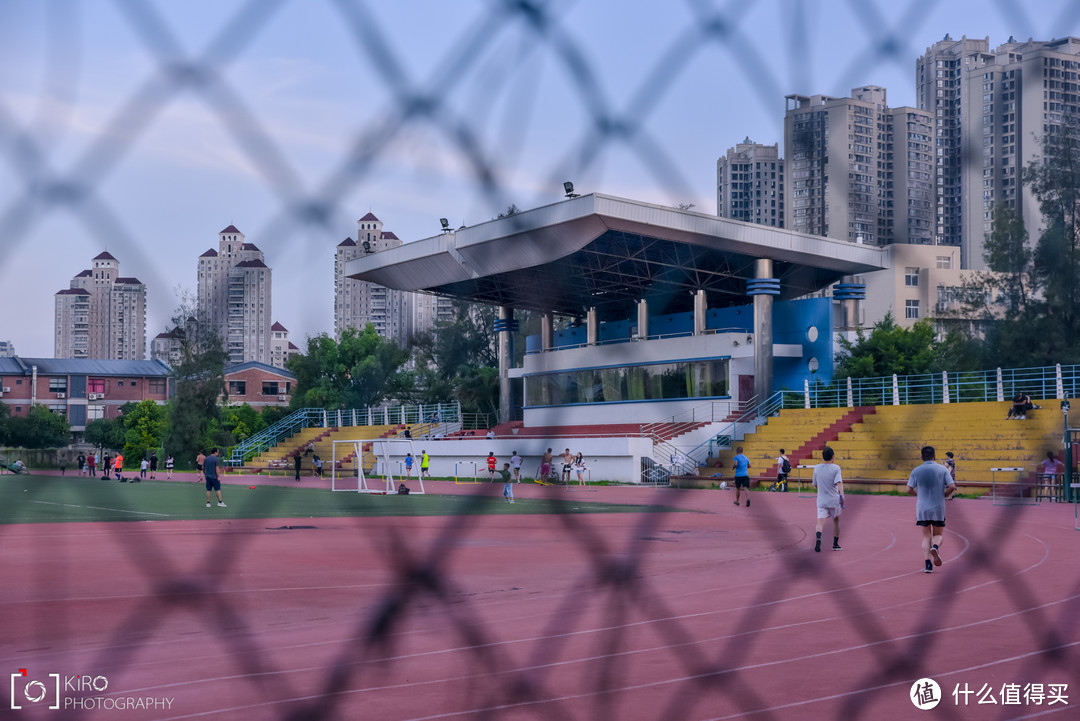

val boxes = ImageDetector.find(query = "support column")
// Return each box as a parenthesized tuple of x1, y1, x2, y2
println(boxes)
(746, 260, 780, 404)
(586, 307, 598, 345)
(693, 289, 707, 335)
(540, 313, 553, 351)
(494, 307, 518, 424)
(636, 299, 649, 340)
(833, 277, 866, 332)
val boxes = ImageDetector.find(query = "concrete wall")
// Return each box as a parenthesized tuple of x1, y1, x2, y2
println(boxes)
(352, 436, 656, 484)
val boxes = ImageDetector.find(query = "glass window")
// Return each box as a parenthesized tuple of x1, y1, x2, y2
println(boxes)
(48, 377, 67, 393)
(148, 378, 166, 395)
(905, 300, 920, 319)
(936, 256, 952, 269)
(262, 381, 280, 395)
(525, 360, 729, 407)
(87, 405, 105, 421)
(905, 267, 920, 286)
(88, 378, 105, 394)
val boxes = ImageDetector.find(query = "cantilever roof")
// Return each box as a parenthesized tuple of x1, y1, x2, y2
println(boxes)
(345, 193, 889, 320)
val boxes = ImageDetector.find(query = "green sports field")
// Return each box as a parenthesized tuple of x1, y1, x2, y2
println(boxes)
(0, 475, 671, 524)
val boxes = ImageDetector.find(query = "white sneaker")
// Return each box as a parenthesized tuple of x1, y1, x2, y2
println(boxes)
(205, 502, 211, 508)
(217, 502, 227, 507)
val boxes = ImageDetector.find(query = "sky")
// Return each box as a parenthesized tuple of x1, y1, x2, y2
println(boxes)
(3, 0, 1080, 358)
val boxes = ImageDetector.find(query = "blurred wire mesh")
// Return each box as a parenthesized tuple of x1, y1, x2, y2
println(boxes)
(3, 1, 1080, 719)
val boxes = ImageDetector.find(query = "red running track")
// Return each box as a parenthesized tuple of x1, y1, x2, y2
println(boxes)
(1, 482, 1078, 721)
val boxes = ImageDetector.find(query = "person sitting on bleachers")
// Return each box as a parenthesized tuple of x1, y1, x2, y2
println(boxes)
(1007, 391, 1035, 419)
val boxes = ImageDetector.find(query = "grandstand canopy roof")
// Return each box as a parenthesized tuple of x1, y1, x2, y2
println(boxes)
(345, 194, 889, 321)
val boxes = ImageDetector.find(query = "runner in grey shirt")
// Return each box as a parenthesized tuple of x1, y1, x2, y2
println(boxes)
(906, 446, 956, 573)
(812, 446, 844, 552)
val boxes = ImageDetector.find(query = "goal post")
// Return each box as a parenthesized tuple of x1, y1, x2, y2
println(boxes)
(331, 438, 425, 494)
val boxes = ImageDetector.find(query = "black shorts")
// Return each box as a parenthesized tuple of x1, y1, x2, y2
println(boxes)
(734, 477, 750, 489)
(916, 520, 946, 527)
(196, 464, 203, 472)
(205, 477, 221, 491)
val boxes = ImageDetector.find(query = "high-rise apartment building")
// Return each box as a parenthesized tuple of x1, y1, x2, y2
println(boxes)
(783, 86, 933, 245)
(916, 35, 991, 251)
(54, 251, 147, 360)
(959, 37, 1080, 269)
(269, 322, 300, 369)
(335, 213, 412, 346)
(197, 225, 273, 365)
(716, 139, 784, 226)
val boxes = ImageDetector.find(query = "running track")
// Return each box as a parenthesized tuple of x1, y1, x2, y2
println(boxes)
(2, 481, 1077, 720)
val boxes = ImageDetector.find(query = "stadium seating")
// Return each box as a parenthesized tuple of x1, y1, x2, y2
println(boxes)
(248, 424, 402, 473)
(815, 400, 1067, 488)
(708, 407, 875, 479)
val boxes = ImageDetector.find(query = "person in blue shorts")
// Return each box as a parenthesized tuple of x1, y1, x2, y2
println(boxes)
(907, 446, 956, 573)
(732, 446, 751, 507)
(203, 448, 226, 508)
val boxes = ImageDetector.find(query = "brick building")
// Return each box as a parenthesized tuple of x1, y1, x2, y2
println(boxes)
(0, 357, 171, 439)
(223, 362, 295, 409)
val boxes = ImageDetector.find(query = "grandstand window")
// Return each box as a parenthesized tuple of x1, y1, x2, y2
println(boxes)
(524, 359, 729, 407)
(905, 300, 920, 319)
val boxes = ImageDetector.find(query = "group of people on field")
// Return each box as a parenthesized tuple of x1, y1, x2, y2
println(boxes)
(68, 450, 174, 482)
(729, 443, 961, 573)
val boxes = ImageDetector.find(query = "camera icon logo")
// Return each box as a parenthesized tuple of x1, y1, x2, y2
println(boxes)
(9, 669, 60, 710)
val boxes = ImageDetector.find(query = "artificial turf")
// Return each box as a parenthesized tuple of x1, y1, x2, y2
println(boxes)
(0, 474, 672, 524)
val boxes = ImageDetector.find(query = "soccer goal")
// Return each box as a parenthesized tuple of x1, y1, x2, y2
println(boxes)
(331, 438, 425, 494)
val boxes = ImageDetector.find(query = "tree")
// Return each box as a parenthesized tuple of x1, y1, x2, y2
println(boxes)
(835, 315, 975, 379)
(84, 417, 127, 450)
(3, 405, 71, 448)
(288, 325, 411, 409)
(164, 295, 228, 465)
(981, 204, 1031, 315)
(221, 403, 266, 445)
(121, 399, 168, 461)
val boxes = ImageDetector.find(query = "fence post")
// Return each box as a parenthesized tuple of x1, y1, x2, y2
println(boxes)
(892, 374, 900, 406)
(804, 379, 810, 409)
(943, 371, 950, 404)
(996, 368, 1004, 402)
(846, 376, 854, 408)
(1056, 363, 1065, 400)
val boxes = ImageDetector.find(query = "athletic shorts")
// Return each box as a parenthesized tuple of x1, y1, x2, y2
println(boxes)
(540, 463, 551, 476)
(562, 464, 572, 472)
(916, 520, 946, 527)
(817, 505, 842, 519)
(205, 477, 221, 491)
(734, 476, 750, 489)
(196, 464, 203, 472)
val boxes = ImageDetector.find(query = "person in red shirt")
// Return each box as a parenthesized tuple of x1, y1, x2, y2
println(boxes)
(486, 452, 498, 482)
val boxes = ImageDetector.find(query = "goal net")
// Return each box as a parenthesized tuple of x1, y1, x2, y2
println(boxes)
(331, 438, 426, 494)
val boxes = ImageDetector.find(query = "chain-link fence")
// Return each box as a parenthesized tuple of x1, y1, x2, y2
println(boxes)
(3, 1, 1080, 719)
